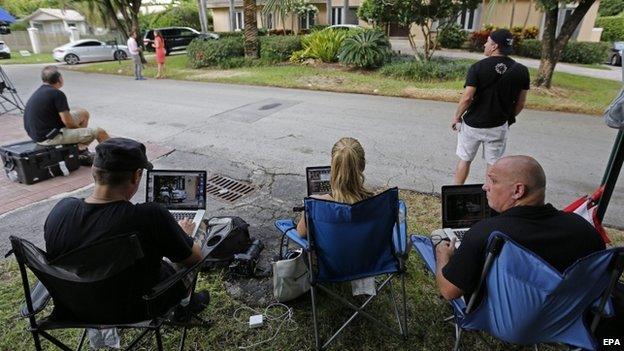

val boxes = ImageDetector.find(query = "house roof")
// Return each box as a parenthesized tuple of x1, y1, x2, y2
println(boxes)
(23, 8, 85, 22)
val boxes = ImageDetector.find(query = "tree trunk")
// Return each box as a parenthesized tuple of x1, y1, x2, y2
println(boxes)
(523, 0, 532, 28)
(326, 0, 332, 24)
(509, 0, 516, 28)
(535, 0, 595, 88)
(229, 0, 236, 31)
(342, 0, 348, 24)
(244, 0, 259, 58)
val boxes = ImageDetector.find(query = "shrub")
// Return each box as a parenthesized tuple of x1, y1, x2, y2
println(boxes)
(149, 3, 207, 31)
(310, 24, 329, 32)
(517, 39, 611, 64)
(379, 57, 471, 82)
(522, 26, 539, 39)
(291, 29, 349, 63)
(338, 29, 392, 68)
(260, 35, 302, 62)
(215, 31, 244, 39)
(438, 24, 468, 49)
(268, 29, 294, 36)
(187, 37, 244, 68)
(9, 21, 28, 31)
(598, 0, 624, 17)
(561, 41, 611, 64)
(596, 16, 624, 42)
(468, 29, 491, 52)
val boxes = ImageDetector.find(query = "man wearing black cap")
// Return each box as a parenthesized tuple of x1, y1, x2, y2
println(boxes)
(44, 137, 207, 324)
(451, 28, 530, 185)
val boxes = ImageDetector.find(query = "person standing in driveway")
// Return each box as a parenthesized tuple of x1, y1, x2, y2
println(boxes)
(153, 30, 166, 79)
(127, 30, 145, 81)
(451, 29, 530, 185)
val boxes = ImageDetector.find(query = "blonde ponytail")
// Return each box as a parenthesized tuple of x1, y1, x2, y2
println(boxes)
(330, 137, 373, 204)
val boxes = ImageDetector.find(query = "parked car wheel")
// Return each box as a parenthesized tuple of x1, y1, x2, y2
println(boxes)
(64, 54, 79, 65)
(114, 50, 127, 60)
(610, 54, 621, 67)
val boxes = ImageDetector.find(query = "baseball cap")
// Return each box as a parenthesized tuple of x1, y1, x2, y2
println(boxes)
(489, 29, 514, 55)
(94, 137, 153, 171)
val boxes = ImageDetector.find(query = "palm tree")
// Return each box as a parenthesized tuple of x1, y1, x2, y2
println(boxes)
(244, 0, 259, 58)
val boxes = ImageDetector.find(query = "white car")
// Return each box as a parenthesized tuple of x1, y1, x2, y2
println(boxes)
(327, 24, 363, 31)
(53, 39, 130, 65)
(0, 41, 11, 59)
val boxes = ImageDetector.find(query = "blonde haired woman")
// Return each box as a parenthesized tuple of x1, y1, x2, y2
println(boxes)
(296, 137, 374, 236)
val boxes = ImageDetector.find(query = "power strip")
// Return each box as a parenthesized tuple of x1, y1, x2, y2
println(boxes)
(249, 314, 263, 328)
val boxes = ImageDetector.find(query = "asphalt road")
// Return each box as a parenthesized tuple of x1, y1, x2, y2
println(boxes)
(3, 63, 624, 234)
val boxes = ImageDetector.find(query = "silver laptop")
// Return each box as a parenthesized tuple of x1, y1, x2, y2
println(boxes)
(306, 166, 331, 196)
(441, 184, 495, 247)
(146, 170, 207, 236)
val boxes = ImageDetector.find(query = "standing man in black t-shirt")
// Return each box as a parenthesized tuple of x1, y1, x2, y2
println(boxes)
(44, 138, 207, 323)
(451, 29, 530, 185)
(23, 66, 110, 164)
(435, 155, 605, 301)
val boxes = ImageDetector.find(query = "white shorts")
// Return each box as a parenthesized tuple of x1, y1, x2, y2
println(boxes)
(456, 122, 508, 165)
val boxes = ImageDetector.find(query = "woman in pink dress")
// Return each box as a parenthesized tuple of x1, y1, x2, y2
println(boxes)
(152, 30, 166, 79)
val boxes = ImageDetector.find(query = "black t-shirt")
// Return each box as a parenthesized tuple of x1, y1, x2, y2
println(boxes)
(44, 198, 194, 300)
(24, 85, 70, 142)
(463, 56, 530, 128)
(443, 204, 605, 296)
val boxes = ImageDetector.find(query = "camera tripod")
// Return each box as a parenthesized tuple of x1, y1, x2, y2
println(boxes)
(0, 65, 25, 115)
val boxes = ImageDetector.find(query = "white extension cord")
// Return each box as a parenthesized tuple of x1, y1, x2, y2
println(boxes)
(233, 303, 298, 349)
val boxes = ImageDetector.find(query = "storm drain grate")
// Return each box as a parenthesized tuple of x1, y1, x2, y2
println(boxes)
(206, 175, 256, 203)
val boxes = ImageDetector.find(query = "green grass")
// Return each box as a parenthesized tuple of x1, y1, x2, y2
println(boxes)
(69, 55, 623, 116)
(0, 53, 55, 65)
(1, 190, 622, 350)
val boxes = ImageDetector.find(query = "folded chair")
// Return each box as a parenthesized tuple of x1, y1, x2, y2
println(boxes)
(411, 232, 624, 351)
(275, 188, 409, 350)
(7, 233, 210, 351)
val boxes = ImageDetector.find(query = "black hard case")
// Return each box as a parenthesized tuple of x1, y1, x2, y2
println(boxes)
(0, 141, 80, 185)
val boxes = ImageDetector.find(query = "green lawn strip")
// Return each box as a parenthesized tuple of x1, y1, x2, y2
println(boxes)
(1, 53, 56, 65)
(1, 190, 622, 350)
(69, 55, 620, 116)
(567, 63, 613, 71)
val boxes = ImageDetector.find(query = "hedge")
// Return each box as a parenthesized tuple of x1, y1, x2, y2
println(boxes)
(259, 35, 302, 62)
(187, 37, 244, 68)
(596, 16, 624, 42)
(517, 39, 611, 64)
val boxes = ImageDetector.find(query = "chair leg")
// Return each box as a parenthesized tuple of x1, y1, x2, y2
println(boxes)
(154, 328, 164, 351)
(75, 329, 87, 351)
(31, 330, 43, 351)
(179, 326, 188, 351)
(453, 325, 463, 351)
(401, 272, 408, 338)
(310, 284, 321, 351)
(388, 278, 404, 337)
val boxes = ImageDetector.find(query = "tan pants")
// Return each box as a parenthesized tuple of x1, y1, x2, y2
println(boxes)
(38, 111, 99, 146)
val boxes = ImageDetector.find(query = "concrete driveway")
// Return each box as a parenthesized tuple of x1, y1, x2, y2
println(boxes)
(390, 39, 624, 82)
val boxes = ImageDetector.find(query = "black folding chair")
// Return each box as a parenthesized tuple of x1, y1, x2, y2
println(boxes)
(7, 233, 210, 351)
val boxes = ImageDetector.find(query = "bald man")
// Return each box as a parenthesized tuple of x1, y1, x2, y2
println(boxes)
(435, 155, 605, 301)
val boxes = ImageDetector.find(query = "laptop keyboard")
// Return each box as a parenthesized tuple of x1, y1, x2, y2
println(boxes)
(172, 211, 196, 221)
(453, 229, 468, 241)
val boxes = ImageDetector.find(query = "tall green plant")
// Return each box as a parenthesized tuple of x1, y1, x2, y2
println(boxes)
(338, 30, 391, 68)
(291, 29, 348, 62)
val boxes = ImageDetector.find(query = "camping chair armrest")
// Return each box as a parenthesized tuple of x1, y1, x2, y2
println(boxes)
(143, 260, 203, 302)
(275, 219, 310, 251)
(20, 281, 51, 317)
(392, 201, 410, 257)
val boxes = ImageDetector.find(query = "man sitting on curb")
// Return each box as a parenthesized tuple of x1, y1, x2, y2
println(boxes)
(44, 138, 208, 329)
(23, 66, 110, 165)
(435, 155, 605, 301)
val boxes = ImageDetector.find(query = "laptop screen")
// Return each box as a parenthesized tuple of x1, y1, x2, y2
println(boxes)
(146, 170, 207, 210)
(442, 184, 495, 228)
(306, 166, 331, 196)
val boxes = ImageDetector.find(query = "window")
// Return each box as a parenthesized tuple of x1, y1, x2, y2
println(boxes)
(331, 7, 342, 25)
(235, 11, 244, 31)
(67, 22, 76, 28)
(457, 6, 480, 31)
(266, 12, 274, 29)
(180, 29, 197, 37)
(76, 41, 101, 47)
(299, 11, 315, 29)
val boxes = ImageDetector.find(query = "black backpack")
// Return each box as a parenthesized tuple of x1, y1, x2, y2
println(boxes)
(201, 216, 251, 269)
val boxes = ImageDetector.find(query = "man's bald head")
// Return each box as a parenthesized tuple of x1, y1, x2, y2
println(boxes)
(484, 155, 546, 212)
(497, 155, 546, 192)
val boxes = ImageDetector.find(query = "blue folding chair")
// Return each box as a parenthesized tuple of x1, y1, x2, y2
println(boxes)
(411, 232, 624, 351)
(275, 188, 409, 350)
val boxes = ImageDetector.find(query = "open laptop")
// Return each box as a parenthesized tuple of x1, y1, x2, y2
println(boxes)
(441, 184, 496, 247)
(146, 170, 207, 236)
(306, 166, 331, 196)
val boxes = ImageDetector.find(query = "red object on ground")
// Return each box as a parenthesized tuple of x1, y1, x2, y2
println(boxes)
(563, 186, 611, 244)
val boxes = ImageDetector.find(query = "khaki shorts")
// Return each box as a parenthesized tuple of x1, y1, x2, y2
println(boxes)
(38, 111, 99, 146)
(456, 122, 508, 165)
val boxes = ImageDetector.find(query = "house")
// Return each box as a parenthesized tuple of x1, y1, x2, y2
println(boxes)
(206, 0, 601, 42)
(22, 8, 88, 35)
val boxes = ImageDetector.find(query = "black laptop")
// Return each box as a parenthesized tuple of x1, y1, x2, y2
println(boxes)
(441, 184, 496, 246)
